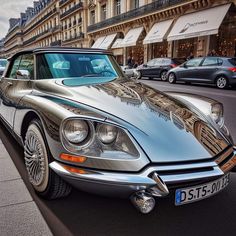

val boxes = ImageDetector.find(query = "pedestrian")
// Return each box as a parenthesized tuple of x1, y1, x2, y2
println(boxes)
(208, 49, 217, 56)
(127, 56, 133, 68)
(187, 52, 194, 60)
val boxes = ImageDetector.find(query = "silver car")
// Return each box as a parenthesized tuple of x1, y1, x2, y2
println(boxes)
(0, 47, 235, 214)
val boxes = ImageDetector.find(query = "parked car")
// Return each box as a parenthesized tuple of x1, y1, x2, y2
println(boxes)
(0, 47, 235, 214)
(136, 58, 186, 80)
(0, 58, 7, 76)
(167, 57, 236, 89)
(120, 65, 138, 78)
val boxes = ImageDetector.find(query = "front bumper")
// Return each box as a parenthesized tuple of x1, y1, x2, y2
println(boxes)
(50, 147, 236, 198)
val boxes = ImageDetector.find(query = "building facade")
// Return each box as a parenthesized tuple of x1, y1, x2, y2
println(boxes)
(2, 0, 236, 65)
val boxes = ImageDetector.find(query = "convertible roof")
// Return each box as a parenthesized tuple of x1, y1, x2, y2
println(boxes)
(9, 47, 111, 59)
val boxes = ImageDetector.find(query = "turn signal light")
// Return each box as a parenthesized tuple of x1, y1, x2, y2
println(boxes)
(63, 165, 88, 174)
(60, 153, 87, 163)
(228, 67, 236, 72)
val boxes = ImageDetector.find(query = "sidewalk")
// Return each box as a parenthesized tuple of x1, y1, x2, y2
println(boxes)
(0, 139, 52, 236)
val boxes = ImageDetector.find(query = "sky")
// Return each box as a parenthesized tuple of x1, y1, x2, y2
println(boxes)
(0, 0, 33, 39)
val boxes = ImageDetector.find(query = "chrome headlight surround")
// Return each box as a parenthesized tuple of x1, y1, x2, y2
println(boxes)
(61, 119, 95, 150)
(60, 118, 140, 160)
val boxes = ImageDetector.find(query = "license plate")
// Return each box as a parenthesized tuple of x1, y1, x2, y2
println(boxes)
(175, 173, 230, 206)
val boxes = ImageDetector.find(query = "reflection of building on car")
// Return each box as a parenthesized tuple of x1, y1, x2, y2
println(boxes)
(167, 57, 236, 89)
(0, 47, 236, 215)
(0, 58, 7, 76)
(136, 58, 186, 80)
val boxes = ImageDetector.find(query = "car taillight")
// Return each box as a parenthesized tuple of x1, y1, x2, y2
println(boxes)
(170, 64, 177, 68)
(228, 67, 236, 72)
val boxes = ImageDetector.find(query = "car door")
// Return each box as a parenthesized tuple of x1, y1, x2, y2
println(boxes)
(0, 53, 34, 127)
(177, 58, 203, 81)
(197, 57, 222, 82)
(141, 59, 156, 77)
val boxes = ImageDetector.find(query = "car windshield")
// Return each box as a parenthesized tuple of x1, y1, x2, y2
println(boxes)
(0, 59, 7, 67)
(37, 53, 122, 80)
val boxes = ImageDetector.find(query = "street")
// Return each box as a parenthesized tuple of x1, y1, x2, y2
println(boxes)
(1, 80, 236, 236)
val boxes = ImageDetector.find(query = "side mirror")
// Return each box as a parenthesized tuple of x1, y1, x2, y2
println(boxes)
(16, 69, 30, 80)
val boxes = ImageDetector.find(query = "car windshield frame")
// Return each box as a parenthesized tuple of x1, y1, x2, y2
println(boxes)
(36, 52, 124, 80)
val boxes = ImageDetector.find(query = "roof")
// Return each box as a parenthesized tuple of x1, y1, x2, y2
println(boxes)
(9, 47, 112, 60)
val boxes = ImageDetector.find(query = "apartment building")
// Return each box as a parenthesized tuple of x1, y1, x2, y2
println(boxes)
(2, 0, 236, 64)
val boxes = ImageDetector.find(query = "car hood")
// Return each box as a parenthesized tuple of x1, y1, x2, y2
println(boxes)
(35, 78, 229, 163)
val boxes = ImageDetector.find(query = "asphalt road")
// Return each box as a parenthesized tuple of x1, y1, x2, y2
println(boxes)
(1, 80, 236, 236)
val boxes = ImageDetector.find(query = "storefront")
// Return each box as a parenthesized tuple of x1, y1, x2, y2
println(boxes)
(167, 3, 231, 58)
(120, 27, 146, 66)
(143, 19, 173, 60)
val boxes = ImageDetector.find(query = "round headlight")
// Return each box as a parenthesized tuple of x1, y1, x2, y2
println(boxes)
(97, 124, 118, 144)
(63, 120, 89, 144)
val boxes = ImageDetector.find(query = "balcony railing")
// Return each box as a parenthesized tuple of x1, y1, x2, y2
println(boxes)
(24, 8, 58, 34)
(63, 32, 84, 43)
(87, 0, 187, 32)
(59, 0, 68, 6)
(50, 40, 62, 46)
(60, 2, 83, 19)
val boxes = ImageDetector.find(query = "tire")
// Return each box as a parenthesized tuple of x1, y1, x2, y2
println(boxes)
(168, 73, 176, 84)
(215, 76, 228, 89)
(160, 71, 168, 81)
(24, 119, 71, 199)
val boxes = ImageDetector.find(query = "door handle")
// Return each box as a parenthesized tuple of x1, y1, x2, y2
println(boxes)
(7, 81, 13, 86)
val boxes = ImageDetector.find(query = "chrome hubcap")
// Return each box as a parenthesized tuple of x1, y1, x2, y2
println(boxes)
(24, 131, 46, 186)
(217, 77, 226, 88)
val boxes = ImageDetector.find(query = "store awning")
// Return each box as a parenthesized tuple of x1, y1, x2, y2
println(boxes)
(167, 4, 231, 41)
(99, 33, 117, 49)
(143, 19, 173, 44)
(91, 36, 106, 48)
(121, 27, 143, 47)
(111, 38, 123, 49)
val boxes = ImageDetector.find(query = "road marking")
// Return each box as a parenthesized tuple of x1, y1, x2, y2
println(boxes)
(142, 82, 236, 98)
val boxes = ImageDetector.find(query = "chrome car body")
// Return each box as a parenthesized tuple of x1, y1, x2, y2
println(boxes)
(0, 47, 235, 214)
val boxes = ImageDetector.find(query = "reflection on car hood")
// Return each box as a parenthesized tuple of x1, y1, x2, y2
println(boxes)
(35, 78, 229, 163)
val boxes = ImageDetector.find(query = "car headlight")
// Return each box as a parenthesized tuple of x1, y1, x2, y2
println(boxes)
(210, 103, 224, 128)
(61, 119, 139, 159)
(97, 124, 118, 144)
(63, 120, 91, 145)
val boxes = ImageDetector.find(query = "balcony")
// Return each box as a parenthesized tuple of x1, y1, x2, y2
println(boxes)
(87, 0, 186, 32)
(50, 40, 62, 46)
(60, 2, 83, 19)
(59, 0, 68, 6)
(63, 32, 84, 43)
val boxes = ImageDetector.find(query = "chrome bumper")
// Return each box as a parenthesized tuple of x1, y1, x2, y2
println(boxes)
(49, 147, 236, 198)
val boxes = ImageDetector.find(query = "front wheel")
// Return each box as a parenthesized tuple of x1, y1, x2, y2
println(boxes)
(168, 73, 176, 84)
(215, 76, 228, 89)
(24, 119, 71, 199)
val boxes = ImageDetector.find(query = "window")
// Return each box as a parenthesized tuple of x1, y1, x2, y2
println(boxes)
(101, 4, 107, 21)
(114, 0, 121, 16)
(147, 59, 156, 67)
(37, 53, 119, 80)
(202, 57, 222, 66)
(90, 10, 95, 25)
(131, 0, 139, 9)
(185, 58, 202, 67)
(8, 54, 34, 79)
